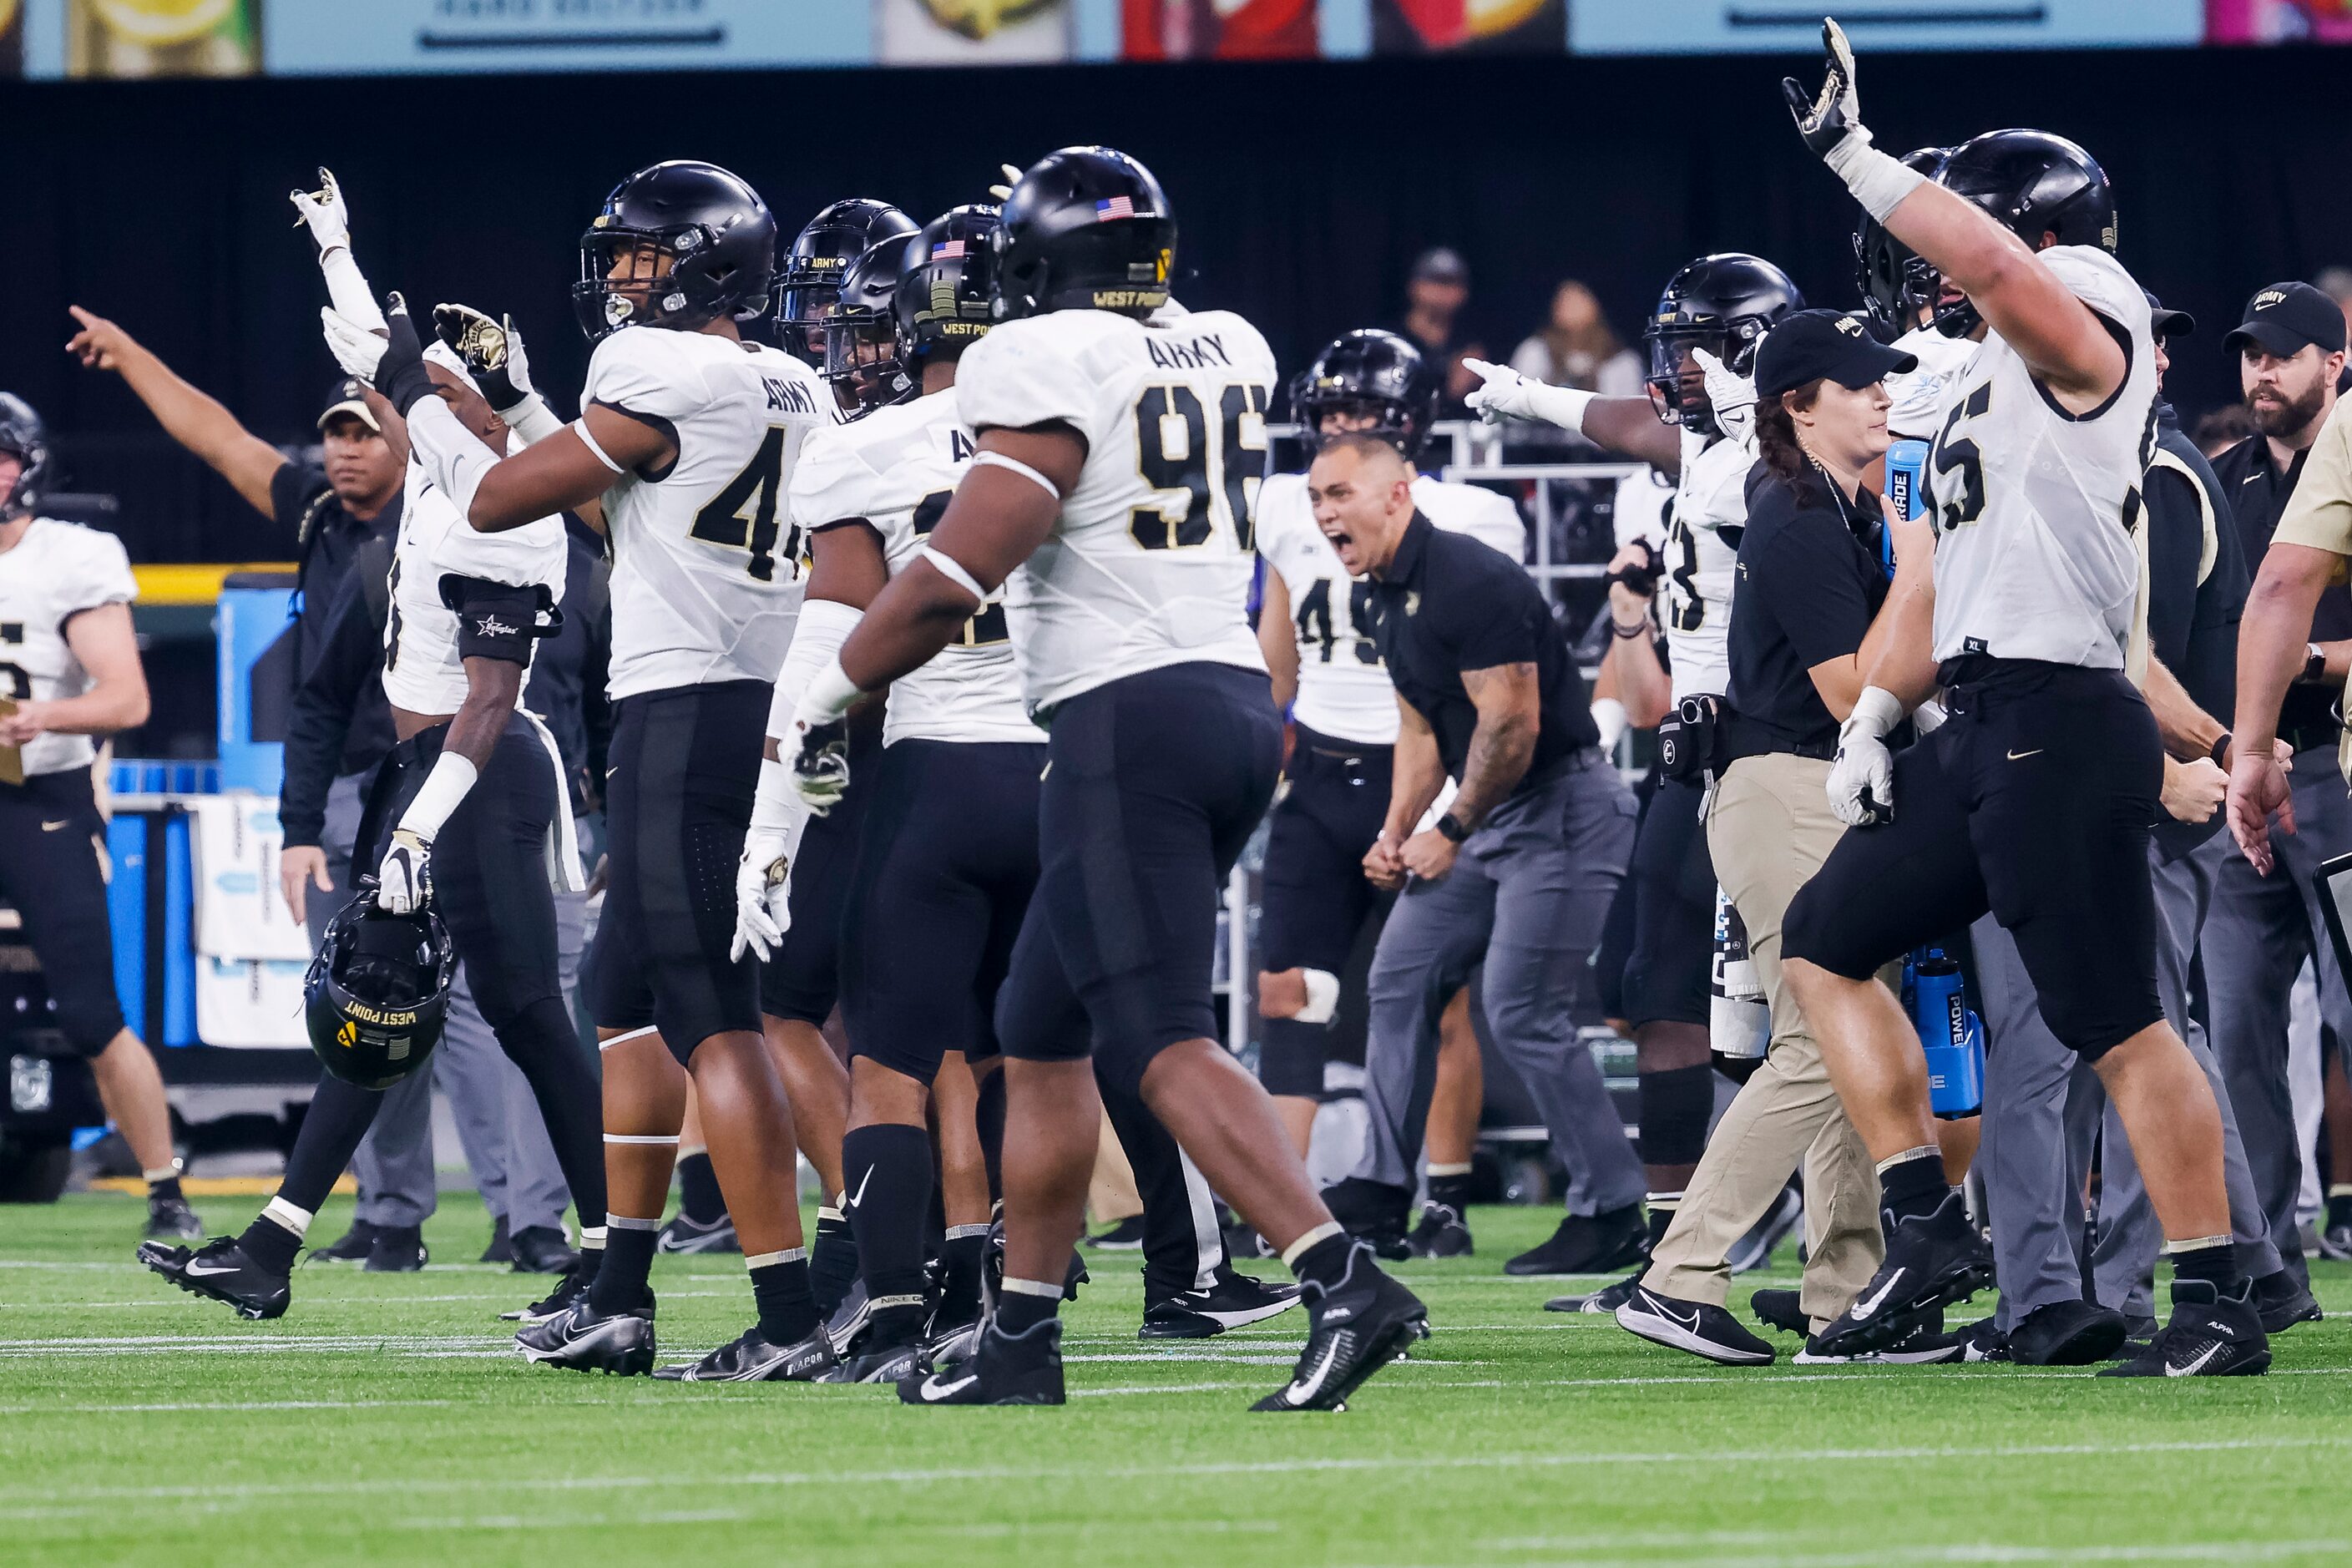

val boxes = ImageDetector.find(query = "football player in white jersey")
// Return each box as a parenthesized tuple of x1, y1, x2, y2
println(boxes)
(776, 147, 1426, 1409)
(0, 397, 195, 1243)
(1854, 146, 1983, 443)
(1461, 254, 1803, 1282)
(338, 162, 834, 1378)
(1772, 23, 2263, 1378)
(1252, 329, 1520, 1258)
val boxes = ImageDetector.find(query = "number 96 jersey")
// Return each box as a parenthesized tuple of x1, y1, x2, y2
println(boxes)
(953, 305, 1276, 716)
(787, 396, 1038, 746)
(584, 324, 831, 701)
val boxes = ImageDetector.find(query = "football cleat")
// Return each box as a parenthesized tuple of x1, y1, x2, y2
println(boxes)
(1748, 1287, 1809, 1337)
(2252, 1268, 2323, 1334)
(1545, 1268, 1644, 1315)
(923, 1311, 984, 1368)
(1405, 1202, 1474, 1259)
(1900, 1313, 2010, 1364)
(1808, 1192, 1993, 1358)
(2318, 1220, 2352, 1264)
(1615, 1283, 1775, 1365)
(363, 1225, 427, 1273)
(825, 1277, 873, 1357)
(138, 1237, 290, 1321)
(306, 1220, 380, 1264)
(1505, 1204, 1648, 1277)
(2100, 1277, 2269, 1378)
(1085, 1215, 1146, 1251)
(508, 1225, 579, 1276)
(655, 1211, 741, 1255)
(827, 1339, 930, 1385)
(1140, 1267, 1303, 1339)
(900, 1318, 1065, 1406)
(1726, 1186, 1805, 1276)
(653, 1324, 835, 1383)
(2002, 1298, 2126, 1366)
(1252, 1243, 1428, 1412)
(517, 1297, 656, 1375)
(1793, 1308, 1953, 1364)
(144, 1196, 205, 1243)
(1319, 1177, 1414, 1261)
(479, 1216, 513, 1265)
(501, 1262, 592, 1324)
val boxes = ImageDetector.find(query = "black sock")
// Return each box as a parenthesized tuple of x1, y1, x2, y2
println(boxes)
(2328, 1186, 2352, 1232)
(749, 1250, 817, 1344)
(938, 1223, 989, 1322)
(147, 1173, 185, 1205)
(1636, 1063, 1715, 1171)
(2168, 1240, 2239, 1293)
(994, 1280, 1061, 1337)
(1878, 1151, 1949, 1226)
(811, 1206, 857, 1319)
(842, 1123, 934, 1343)
(1289, 1231, 1360, 1294)
(1426, 1169, 1473, 1216)
(1643, 1199, 1679, 1251)
(588, 1222, 658, 1316)
(237, 1211, 301, 1275)
(974, 1068, 1006, 1203)
(675, 1151, 726, 1227)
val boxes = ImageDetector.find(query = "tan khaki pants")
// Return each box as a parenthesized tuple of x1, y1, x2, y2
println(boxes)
(1644, 752, 1887, 1327)
(1087, 1110, 1141, 1225)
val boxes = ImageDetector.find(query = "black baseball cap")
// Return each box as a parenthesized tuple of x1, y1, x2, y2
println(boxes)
(2223, 281, 2345, 359)
(1753, 310, 1917, 399)
(2143, 289, 2194, 340)
(316, 376, 381, 434)
(1410, 246, 1469, 287)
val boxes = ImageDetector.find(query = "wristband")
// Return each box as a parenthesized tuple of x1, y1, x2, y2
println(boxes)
(2209, 731, 2232, 769)
(395, 751, 478, 842)
(1846, 685, 1906, 741)
(799, 657, 863, 726)
(1524, 383, 1596, 437)
(2303, 644, 2328, 685)
(501, 392, 566, 448)
(1826, 138, 1927, 225)
(1434, 814, 1470, 844)
(1611, 616, 1649, 640)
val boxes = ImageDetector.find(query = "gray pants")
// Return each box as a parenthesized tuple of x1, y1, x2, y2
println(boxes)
(1353, 754, 1646, 1216)
(2202, 743, 2352, 1277)
(1977, 837, 2278, 1330)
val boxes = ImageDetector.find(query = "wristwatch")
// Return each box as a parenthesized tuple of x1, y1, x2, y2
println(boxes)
(1434, 814, 1470, 844)
(2303, 643, 2329, 685)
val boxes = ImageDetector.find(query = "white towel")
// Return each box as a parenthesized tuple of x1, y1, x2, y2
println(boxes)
(518, 708, 585, 894)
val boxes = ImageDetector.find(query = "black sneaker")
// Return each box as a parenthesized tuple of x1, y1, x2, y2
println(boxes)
(2253, 1268, 2323, 1334)
(306, 1220, 381, 1264)
(1141, 1267, 1303, 1339)
(1614, 1283, 1774, 1365)
(501, 1262, 592, 1324)
(1505, 1204, 1648, 1277)
(1726, 1186, 1805, 1276)
(1899, 1313, 2009, 1364)
(517, 1297, 656, 1375)
(508, 1226, 579, 1277)
(1809, 1193, 1993, 1358)
(1406, 1202, 1474, 1259)
(655, 1212, 741, 1255)
(1085, 1215, 1147, 1251)
(900, 1319, 1066, 1406)
(654, 1325, 835, 1383)
(1545, 1268, 1643, 1314)
(1223, 1222, 1275, 1260)
(825, 1277, 873, 1357)
(1251, 1244, 1428, 1411)
(479, 1216, 513, 1265)
(1320, 1177, 1413, 1261)
(1748, 1287, 1809, 1337)
(138, 1236, 290, 1320)
(144, 1196, 205, 1244)
(2099, 1278, 2270, 1378)
(363, 1225, 427, 1272)
(2006, 1298, 2127, 1366)
(827, 1338, 929, 1385)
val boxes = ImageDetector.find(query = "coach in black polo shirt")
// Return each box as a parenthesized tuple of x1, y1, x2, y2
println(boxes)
(1311, 432, 1650, 1276)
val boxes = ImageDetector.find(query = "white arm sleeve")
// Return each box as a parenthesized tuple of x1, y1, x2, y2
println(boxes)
(317, 247, 386, 333)
(404, 396, 503, 524)
(500, 392, 567, 449)
(763, 597, 867, 742)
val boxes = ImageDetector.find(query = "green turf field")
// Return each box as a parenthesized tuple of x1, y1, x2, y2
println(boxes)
(3, 1193, 2348, 1567)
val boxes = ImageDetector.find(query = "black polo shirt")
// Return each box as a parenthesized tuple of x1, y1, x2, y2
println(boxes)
(272, 460, 398, 776)
(1725, 462, 1889, 760)
(2212, 430, 2349, 744)
(1366, 511, 1596, 793)
(2146, 407, 2247, 858)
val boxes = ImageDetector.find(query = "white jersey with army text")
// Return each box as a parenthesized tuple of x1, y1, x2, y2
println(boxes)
(381, 461, 568, 717)
(1664, 425, 1751, 704)
(954, 306, 1277, 715)
(1926, 246, 2158, 671)
(0, 518, 136, 777)
(787, 395, 1037, 746)
(1256, 469, 1525, 745)
(1885, 325, 1980, 442)
(584, 325, 830, 701)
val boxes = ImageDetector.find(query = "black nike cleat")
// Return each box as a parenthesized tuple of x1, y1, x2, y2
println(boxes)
(479, 1216, 513, 1265)
(501, 1262, 592, 1324)
(363, 1225, 427, 1273)
(1405, 1202, 1474, 1259)
(517, 1297, 656, 1375)
(1726, 1186, 1805, 1276)
(139, 1237, 290, 1321)
(1320, 1177, 1413, 1261)
(144, 1196, 205, 1244)
(2003, 1298, 2127, 1366)
(1899, 1313, 2009, 1364)
(827, 1339, 930, 1385)
(1614, 1283, 1774, 1365)
(1794, 1308, 1950, 1363)
(1505, 1203, 1648, 1277)
(1141, 1267, 1303, 1339)
(1085, 1215, 1146, 1251)
(1808, 1193, 1993, 1358)
(1545, 1267, 1644, 1314)
(508, 1226, 579, 1277)
(1252, 1244, 1428, 1412)
(306, 1220, 381, 1264)
(900, 1319, 1065, 1406)
(825, 1277, 873, 1357)
(1748, 1287, 1809, 1337)
(654, 1324, 835, 1383)
(2252, 1268, 2323, 1334)
(655, 1212, 741, 1255)
(923, 1309, 984, 1368)
(2100, 1278, 2269, 1378)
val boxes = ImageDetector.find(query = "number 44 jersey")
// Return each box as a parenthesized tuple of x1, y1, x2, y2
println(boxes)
(953, 304, 1277, 716)
(584, 322, 831, 701)
(787, 394, 1037, 746)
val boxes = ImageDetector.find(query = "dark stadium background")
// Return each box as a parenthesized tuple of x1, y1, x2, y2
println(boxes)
(8, 43, 2348, 564)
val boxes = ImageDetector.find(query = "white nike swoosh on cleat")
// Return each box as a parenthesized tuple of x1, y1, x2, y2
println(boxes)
(2006, 749, 2043, 761)
(1282, 1337, 1347, 1405)
(1849, 1270, 1904, 1321)
(920, 1372, 979, 1402)
(2166, 1343, 2223, 1377)
(183, 1260, 243, 1277)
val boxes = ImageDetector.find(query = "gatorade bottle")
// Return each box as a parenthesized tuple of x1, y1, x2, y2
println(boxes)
(1909, 947, 1985, 1119)
(1884, 438, 1930, 523)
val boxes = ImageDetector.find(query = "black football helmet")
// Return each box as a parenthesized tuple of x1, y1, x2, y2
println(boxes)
(1643, 255, 1805, 435)
(1292, 330, 1439, 463)
(1933, 129, 2117, 338)
(574, 160, 777, 341)
(1854, 147, 1950, 340)
(304, 888, 455, 1091)
(993, 146, 1176, 322)
(776, 198, 918, 366)
(0, 394, 53, 521)
(895, 205, 1002, 372)
(824, 238, 919, 419)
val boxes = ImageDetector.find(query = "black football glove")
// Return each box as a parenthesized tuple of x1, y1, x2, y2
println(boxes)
(432, 303, 534, 413)
(1782, 18, 1866, 162)
(789, 715, 852, 816)
(372, 292, 438, 417)
(1606, 540, 1661, 599)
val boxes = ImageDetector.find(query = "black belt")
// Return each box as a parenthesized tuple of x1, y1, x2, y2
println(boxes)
(1290, 721, 1388, 763)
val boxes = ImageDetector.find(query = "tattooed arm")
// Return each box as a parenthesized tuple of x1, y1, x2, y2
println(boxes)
(1397, 661, 1540, 881)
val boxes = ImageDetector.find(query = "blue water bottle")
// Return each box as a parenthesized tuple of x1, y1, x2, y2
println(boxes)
(1884, 438, 1930, 523)
(1907, 946, 1985, 1119)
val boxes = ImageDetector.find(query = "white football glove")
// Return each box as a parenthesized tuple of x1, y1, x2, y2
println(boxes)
(376, 828, 433, 915)
(320, 304, 387, 382)
(1828, 686, 1904, 827)
(731, 826, 792, 964)
(1462, 357, 1539, 425)
(289, 167, 351, 253)
(1691, 346, 1758, 448)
